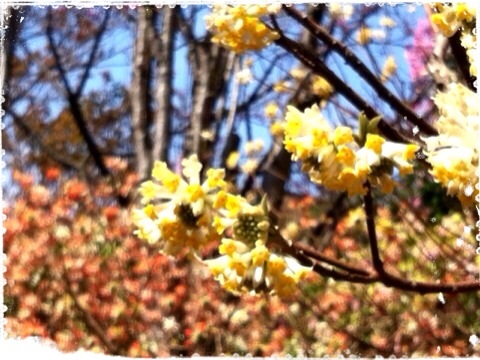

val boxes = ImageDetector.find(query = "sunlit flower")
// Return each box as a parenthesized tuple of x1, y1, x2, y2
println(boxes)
(205, 198, 311, 296)
(289, 67, 308, 81)
(133, 155, 226, 255)
(461, 32, 477, 77)
(205, 5, 280, 54)
(264, 102, 279, 119)
(241, 159, 259, 175)
(431, 3, 476, 37)
(270, 121, 285, 138)
(381, 56, 397, 82)
(329, 3, 353, 20)
(283, 104, 420, 196)
(205, 240, 310, 296)
(356, 27, 385, 45)
(273, 80, 292, 93)
(245, 139, 264, 156)
(422, 83, 479, 207)
(235, 67, 253, 84)
(311, 75, 334, 99)
(226, 151, 240, 169)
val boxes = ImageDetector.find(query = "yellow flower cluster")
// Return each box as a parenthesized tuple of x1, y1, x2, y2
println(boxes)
(283, 105, 419, 196)
(132, 155, 225, 255)
(430, 3, 477, 76)
(205, 5, 281, 54)
(206, 197, 311, 296)
(422, 84, 479, 207)
(431, 3, 476, 37)
(133, 155, 312, 296)
(311, 75, 334, 99)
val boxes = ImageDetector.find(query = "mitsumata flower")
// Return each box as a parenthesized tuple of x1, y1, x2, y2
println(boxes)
(133, 155, 312, 296)
(430, 3, 476, 37)
(422, 84, 479, 207)
(133, 155, 226, 256)
(283, 104, 419, 196)
(205, 5, 280, 54)
(430, 3, 477, 76)
(206, 197, 311, 296)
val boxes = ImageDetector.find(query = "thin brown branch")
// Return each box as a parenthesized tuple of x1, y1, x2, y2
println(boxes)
(282, 5, 438, 137)
(364, 181, 385, 274)
(7, 108, 81, 171)
(362, 181, 480, 294)
(75, 8, 111, 97)
(269, 19, 409, 144)
(293, 242, 371, 277)
(46, 9, 109, 176)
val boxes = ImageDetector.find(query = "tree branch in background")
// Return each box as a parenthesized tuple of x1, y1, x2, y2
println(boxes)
(46, 9, 109, 176)
(7, 108, 81, 171)
(269, 17, 410, 144)
(75, 8, 111, 98)
(283, 5, 438, 137)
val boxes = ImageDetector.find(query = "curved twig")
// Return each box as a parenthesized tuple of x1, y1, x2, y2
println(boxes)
(268, 16, 410, 144)
(282, 5, 438, 136)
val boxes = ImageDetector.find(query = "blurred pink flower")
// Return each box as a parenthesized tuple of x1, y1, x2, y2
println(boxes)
(405, 18, 435, 81)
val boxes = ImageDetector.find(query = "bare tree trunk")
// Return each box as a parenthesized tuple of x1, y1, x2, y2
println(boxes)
(186, 38, 229, 165)
(131, 7, 154, 180)
(152, 6, 176, 163)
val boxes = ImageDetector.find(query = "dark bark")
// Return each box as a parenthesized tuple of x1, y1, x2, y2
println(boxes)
(131, 6, 154, 180)
(152, 6, 176, 163)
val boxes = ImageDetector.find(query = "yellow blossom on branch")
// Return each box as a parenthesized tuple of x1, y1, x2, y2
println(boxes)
(205, 5, 280, 54)
(283, 104, 419, 196)
(133, 155, 225, 255)
(311, 75, 334, 99)
(422, 83, 479, 207)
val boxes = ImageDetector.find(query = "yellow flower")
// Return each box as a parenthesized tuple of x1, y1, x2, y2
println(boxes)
(422, 84, 479, 207)
(336, 145, 356, 166)
(381, 56, 397, 82)
(379, 16, 396, 28)
(430, 3, 476, 38)
(273, 80, 292, 93)
(226, 151, 240, 169)
(205, 5, 280, 54)
(270, 121, 284, 137)
(204, 237, 311, 296)
(333, 126, 354, 146)
(329, 4, 353, 20)
(311, 75, 334, 99)
(365, 134, 385, 154)
(283, 105, 418, 197)
(455, 3, 475, 23)
(264, 102, 279, 119)
(133, 154, 226, 255)
(245, 139, 264, 156)
(357, 26, 371, 45)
